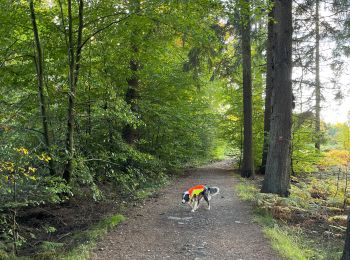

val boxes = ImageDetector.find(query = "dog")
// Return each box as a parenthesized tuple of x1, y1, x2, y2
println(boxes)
(182, 185, 220, 212)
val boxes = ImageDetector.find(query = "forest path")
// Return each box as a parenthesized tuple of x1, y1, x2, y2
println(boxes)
(91, 160, 279, 260)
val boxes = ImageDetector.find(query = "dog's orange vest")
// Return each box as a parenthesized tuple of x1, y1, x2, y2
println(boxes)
(187, 185, 206, 199)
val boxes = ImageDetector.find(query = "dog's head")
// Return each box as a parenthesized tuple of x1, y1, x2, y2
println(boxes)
(182, 191, 190, 204)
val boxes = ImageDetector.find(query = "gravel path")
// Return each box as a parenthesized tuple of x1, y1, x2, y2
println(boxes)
(91, 160, 279, 260)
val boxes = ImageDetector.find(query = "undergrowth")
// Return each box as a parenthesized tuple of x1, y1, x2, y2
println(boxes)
(235, 178, 343, 260)
(37, 214, 125, 260)
(0, 214, 125, 260)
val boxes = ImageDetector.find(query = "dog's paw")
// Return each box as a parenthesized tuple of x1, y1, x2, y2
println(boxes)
(191, 209, 195, 212)
(207, 206, 211, 210)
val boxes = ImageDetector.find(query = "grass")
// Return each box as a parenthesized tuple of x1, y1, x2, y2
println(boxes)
(263, 226, 313, 260)
(254, 212, 320, 260)
(235, 180, 259, 201)
(235, 178, 342, 260)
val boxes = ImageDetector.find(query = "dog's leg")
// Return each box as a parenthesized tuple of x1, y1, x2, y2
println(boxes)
(192, 200, 198, 212)
(191, 200, 198, 212)
(189, 200, 195, 211)
(191, 195, 198, 212)
(203, 193, 210, 210)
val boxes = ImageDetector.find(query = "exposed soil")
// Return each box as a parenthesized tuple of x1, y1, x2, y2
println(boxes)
(91, 160, 279, 260)
(14, 186, 123, 257)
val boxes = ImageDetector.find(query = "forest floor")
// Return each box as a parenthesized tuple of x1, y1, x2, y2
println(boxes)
(91, 160, 279, 260)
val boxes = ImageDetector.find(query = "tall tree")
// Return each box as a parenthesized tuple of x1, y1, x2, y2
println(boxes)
(240, 0, 254, 178)
(261, 0, 293, 196)
(63, 0, 84, 183)
(29, 0, 56, 176)
(314, 0, 321, 150)
(123, 0, 141, 145)
(261, 0, 274, 175)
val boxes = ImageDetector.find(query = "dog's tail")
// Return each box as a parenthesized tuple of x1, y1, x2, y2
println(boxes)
(208, 186, 220, 196)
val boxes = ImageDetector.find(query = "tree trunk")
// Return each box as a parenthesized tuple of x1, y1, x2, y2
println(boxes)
(123, 58, 140, 144)
(63, 0, 84, 183)
(260, 0, 274, 175)
(240, 0, 254, 178)
(123, 0, 141, 145)
(29, 0, 55, 176)
(315, 0, 321, 150)
(342, 211, 350, 260)
(261, 0, 293, 196)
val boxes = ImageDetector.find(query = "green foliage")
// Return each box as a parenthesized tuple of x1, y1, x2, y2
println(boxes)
(4, 0, 348, 257)
(335, 123, 350, 149)
(218, 68, 265, 167)
(0, 145, 70, 255)
(1, 0, 225, 199)
(292, 115, 321, 173)
(0, 145, 70, 207)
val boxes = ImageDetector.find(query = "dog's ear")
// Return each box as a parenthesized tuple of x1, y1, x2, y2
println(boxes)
(183, 193, 189, 202)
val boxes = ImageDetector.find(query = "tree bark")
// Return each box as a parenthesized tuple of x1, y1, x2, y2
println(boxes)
(260, 0, 274, 175)
(261, 0, 293, 196)
(29, 0, 55, 176)
(240, 0, 254, 178)
(63, 0, 84, 183)
(315, 0, 321, 150)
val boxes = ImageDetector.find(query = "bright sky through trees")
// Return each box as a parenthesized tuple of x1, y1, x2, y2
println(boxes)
(292, 1, 350, 124)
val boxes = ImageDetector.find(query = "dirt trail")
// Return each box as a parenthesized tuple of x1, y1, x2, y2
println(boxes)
(92, 160, 279, 260)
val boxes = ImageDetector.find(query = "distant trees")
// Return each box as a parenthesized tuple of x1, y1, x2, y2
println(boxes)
(336, 123, 350, 150)
(292, 0, 340, 151)
(261, 0, 293, 196)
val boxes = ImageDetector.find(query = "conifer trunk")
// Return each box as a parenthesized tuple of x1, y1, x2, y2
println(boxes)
(240, 0, 254, 178)
(261, 1, 274, 175)
(261, 0, 293, 196)
(315, 0, 321, 150)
